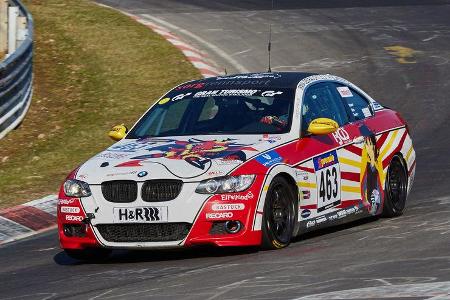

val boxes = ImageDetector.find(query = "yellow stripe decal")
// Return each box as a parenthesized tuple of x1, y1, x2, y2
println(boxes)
(297, 182, 316, 188)
(379, 130, 399, 160)
(342, 185, 360, 193)
(406, 145, 414, 162)
(340, 157, 361, 168)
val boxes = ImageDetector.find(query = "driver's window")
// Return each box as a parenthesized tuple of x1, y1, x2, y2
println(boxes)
(301, 82, 349, 133)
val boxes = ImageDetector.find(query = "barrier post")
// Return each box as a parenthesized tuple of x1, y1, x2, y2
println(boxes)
(16, 15, 26, 42)
(7, 5, 18, 55)
(0, 0, 7, 55)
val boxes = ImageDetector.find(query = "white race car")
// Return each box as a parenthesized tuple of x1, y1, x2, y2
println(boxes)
(57, 72, 416, 260)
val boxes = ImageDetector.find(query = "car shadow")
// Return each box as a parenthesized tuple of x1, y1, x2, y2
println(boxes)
(54, 216, 379, 265)
(53, 245, 259, 266)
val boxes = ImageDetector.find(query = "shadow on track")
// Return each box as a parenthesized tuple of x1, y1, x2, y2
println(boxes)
(53, 216, 379, 265)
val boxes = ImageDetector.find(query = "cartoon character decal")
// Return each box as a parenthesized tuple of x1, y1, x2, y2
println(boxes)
(116, 138, 257, 169)
(359, 125, 384, 215)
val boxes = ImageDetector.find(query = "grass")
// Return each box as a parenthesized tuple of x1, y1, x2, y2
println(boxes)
(0, 0, 200, 208)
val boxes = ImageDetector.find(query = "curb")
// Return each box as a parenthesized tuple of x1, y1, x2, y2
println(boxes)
(0, 195, 58, 245)
(0, 4, 225, 246)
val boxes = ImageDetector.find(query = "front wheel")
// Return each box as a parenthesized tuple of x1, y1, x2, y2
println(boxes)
(64, 248, 112, 262)
(383, 156, 408, 217)
(261, 177, 297, 249)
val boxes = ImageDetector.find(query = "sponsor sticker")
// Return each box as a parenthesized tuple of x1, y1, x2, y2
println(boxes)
(113, 207, 168, 223)
(306, 220, 316, 228)
(206, 212, 233, 220)
(261, 91, 283, 97)
(331, 127, 350, 145)
(314, 150, 338, 170)
(61, 206, 80, 214)
(106, 171, 138, 177)
(362, 107, 372, 118)
(337, 86, 353, 98)
(212, 203, 245, 211)
(301, 190, 311, 200)
(158, 97, 171, 104)
(193, 89, 259, 98)
(221, 191, 254, 201)
(59, 199, 76, 205)
(255, 150, 283, 167)
(65, 215, 83, 222)
(301, 209, 311, 219)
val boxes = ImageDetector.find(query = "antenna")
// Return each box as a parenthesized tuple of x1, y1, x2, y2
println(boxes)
(267, 0, 274, 72)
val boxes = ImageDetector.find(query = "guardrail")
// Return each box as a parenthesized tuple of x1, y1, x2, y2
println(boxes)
(0, 0, 32, 139)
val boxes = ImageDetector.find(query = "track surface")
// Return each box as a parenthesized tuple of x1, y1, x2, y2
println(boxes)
(2, 1, 450, 299)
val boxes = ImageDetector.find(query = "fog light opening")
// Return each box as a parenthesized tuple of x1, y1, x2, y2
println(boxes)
(224, 220, 242, 234)
(63, 224, 87, 237)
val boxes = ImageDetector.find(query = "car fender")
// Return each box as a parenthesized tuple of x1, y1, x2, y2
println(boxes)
(251, 164, 298, 231)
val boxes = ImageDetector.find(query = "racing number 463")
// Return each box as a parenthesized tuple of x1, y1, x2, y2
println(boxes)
(317, 165, 341, 212)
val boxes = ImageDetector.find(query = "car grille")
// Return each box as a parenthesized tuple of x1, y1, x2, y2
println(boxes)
(96, 223, 191, 242)
(141, 180, 183, 202)
(101, 180, 137, 203)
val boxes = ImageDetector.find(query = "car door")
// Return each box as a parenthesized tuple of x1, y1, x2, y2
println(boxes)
(296, 82, 364, 230)
(331, 83, 384, 217)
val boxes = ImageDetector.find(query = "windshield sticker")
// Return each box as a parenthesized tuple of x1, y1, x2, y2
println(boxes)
(337, 86, 353, 98)
(193, 89, 259, 98)
(261, 91, 283, 97)
(176, 83, 206, 90)
(158, 98, 171, 105)
(116, 138, 257, 170)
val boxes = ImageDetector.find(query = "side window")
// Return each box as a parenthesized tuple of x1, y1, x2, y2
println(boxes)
(334, 84, 373, 120)
(301, 82, 349, 133)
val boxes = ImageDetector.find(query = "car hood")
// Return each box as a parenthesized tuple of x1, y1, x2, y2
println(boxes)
(76, 135, 290, 184)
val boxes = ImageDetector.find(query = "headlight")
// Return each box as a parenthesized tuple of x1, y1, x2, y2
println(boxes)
(63, 179, 92, 197)
(196, 175, 255, 194)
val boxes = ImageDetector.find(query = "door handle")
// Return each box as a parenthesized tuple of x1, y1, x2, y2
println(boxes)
(353, 136, 364, 144)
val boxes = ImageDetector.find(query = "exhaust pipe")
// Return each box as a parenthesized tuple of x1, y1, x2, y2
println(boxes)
(224, 220, 242, 234)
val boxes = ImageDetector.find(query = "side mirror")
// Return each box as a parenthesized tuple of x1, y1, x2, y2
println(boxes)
(108, 124, 128, 141)
(307, 118, 339, 135)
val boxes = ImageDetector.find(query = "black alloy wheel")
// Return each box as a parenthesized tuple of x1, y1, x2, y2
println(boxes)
(262, 177, 296, 249)
(383, 156, 408, 217)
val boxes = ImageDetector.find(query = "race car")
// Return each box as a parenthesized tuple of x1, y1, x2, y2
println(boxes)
(57, 72, 416, 260)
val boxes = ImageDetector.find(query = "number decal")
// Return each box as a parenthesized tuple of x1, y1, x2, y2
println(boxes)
(313, 151, 341, 213)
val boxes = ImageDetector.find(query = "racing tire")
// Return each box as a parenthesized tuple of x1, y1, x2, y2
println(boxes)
(382, 155, 408, 217)
(261, 176, 297, 250)
(64, 248, 112, 262)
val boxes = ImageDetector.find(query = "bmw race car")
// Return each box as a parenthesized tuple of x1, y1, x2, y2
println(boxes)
(58, 72, 416, 260)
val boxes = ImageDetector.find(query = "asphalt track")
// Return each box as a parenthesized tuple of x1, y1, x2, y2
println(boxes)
(2, 1, 450, 299)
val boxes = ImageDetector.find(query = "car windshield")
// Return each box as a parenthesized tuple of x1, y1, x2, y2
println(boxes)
(127, 88, 295, 138)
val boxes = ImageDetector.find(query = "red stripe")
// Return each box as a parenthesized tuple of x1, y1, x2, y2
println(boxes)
(341, 171, 360, 182)
(296, 166, 315, 173)
(382, 130, 408, 168)
(408, 159, 416, 176)
(376, 132, 389, 149)
(345, 144, 362, 156)
(0, 206, 55, 231)
(300, 204, 317, 209)
(174, 44, 204, 56)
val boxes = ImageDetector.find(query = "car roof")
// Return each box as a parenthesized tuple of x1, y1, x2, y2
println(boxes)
(177, 72, 318, 90)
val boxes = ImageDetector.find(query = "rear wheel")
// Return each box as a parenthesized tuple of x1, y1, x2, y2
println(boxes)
(383, 156, 408, 217)
(261, 177, 297, 249)
(64, 248, 111, 262)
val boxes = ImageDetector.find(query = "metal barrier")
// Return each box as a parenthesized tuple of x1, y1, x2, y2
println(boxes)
(0, 0, 32, 139)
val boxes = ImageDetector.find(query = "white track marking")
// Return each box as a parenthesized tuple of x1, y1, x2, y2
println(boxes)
(140, 14, 249, 74)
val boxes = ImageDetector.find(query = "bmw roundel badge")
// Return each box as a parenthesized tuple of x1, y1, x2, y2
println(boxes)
(137, 171, 148, 178)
